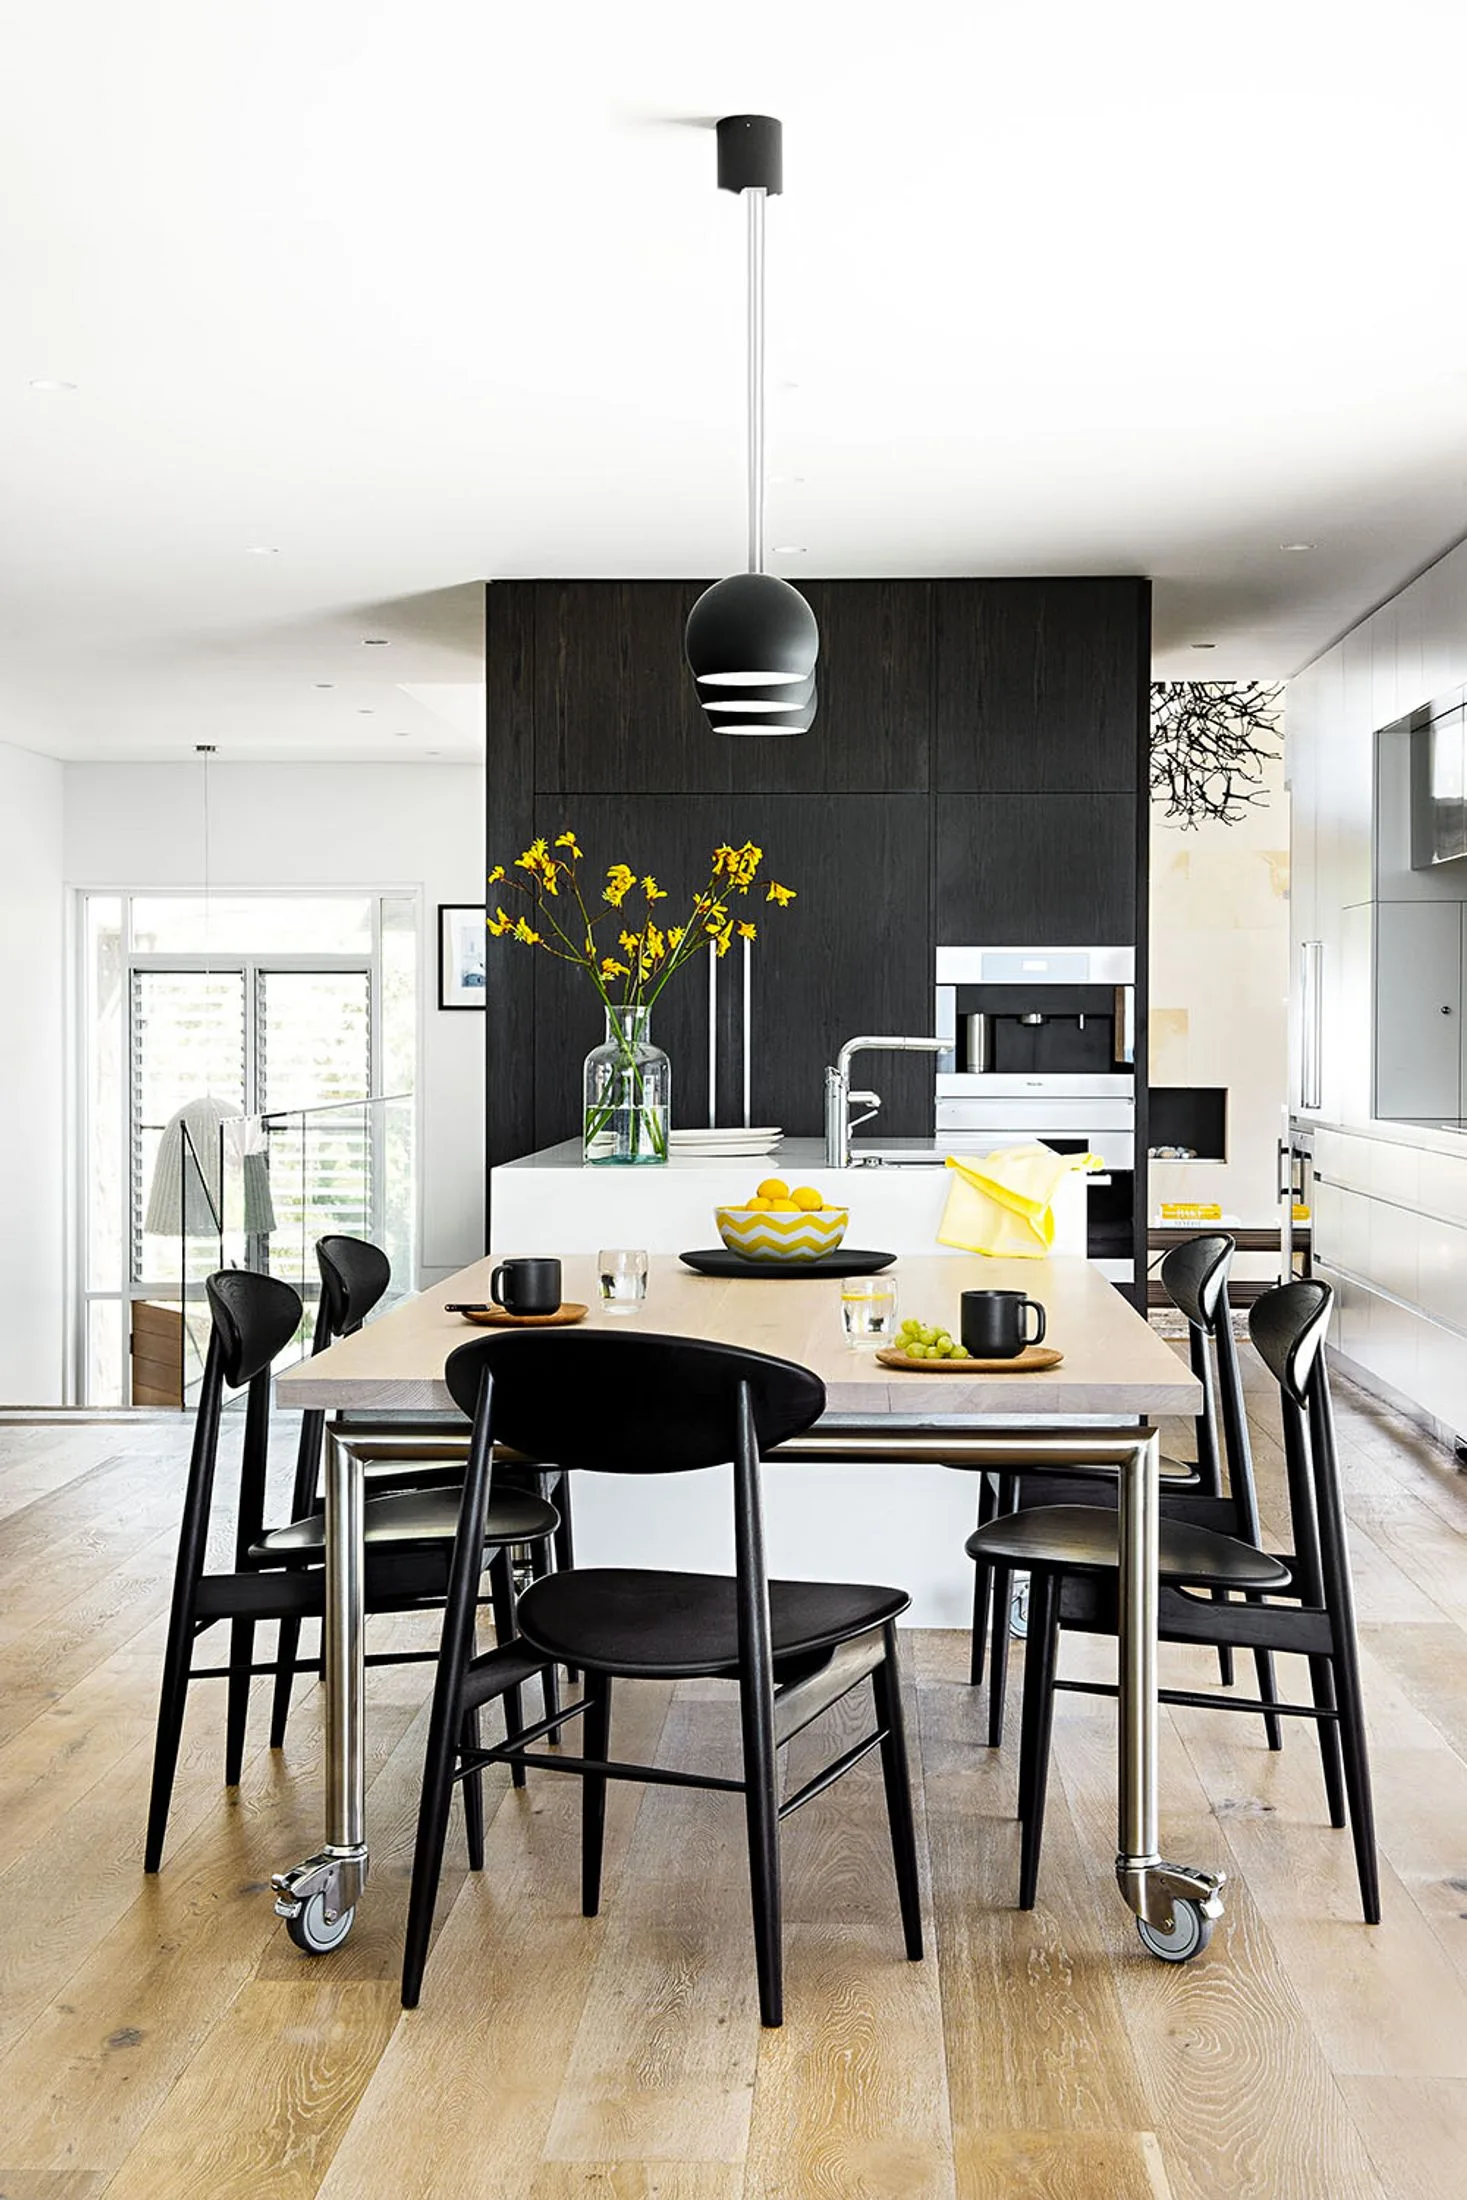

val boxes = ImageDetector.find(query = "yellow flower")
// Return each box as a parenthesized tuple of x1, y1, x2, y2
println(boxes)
(555, 831, 583, 858)
(486, 906, 515, 936)
(513, 918, 541, 944)
(713, 921, 733, 958)
(488, 864, 505, 885)
(730, 842, 762, 891)
(642, 874, 668, 903)
(600, 956, 629, 978)
(604, 863, 636, 908)
(516, 838, 549, 873)
(737, 920, 756, 940)
(644, 923, 666, 963)
(618, 930, 639, 954)
(766, 881, 796, 907)
(667, 925, 685, 949)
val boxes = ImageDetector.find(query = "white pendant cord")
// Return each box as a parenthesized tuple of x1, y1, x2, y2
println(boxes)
(746, 184, 766, 575)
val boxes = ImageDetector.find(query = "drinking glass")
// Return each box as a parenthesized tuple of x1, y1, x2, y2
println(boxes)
(597, 1246, 649, 1311)
(840, 1275, 897, 1348)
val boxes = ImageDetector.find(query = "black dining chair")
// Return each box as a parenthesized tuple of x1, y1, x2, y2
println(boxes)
(970, 1279, 1379, 1956)
(268, 1233, 573, 1747)
(969, 1233, 1281, 1750)
(400, 1330, 924, 2027)
(144, 1269, 558, 1894)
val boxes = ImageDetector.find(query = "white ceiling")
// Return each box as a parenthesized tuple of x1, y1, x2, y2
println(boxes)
(5, 0, 1467, 762)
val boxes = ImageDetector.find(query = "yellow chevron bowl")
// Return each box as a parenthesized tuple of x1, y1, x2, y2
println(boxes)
(714, 1205, 850, 1265)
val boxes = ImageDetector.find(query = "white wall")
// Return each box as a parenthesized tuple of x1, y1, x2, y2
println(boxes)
(1149, 743, 1290, 1227)
(0, 743, 66, 1403)
(63, 761, 486, 1292)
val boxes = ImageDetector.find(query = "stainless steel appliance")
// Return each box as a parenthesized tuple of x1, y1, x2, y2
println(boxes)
(935, 947, 1139, 1281)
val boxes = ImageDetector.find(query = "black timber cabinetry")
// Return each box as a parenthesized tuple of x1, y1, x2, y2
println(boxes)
(935, 579, 1146, 793)
(526, 794, 932, 1150)
(487, 573, 1152, 1299)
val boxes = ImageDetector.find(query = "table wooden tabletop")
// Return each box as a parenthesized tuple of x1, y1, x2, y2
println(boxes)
(275, 1253, 1202, 1419)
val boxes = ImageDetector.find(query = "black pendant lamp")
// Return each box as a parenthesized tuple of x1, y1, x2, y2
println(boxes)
(685, 115, 818, 738)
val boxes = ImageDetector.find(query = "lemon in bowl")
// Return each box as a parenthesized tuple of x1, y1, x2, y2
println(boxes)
(715, 1183, 849, 1265)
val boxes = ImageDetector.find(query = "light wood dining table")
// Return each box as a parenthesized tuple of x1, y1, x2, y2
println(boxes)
(271, 1252, 1225, 1958)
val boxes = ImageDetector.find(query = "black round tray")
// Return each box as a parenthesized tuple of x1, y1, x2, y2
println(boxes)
(679, 1248, 896, 1279)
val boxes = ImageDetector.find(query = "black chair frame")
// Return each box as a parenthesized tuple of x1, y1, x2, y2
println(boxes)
(401, 1331, 923, 2027)
(1012, 1280, 1380, 1923)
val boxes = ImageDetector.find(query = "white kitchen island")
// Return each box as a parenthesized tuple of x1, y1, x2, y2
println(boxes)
(483, 1139, 1089, 1624)
(489, 1136, 1086, 1262)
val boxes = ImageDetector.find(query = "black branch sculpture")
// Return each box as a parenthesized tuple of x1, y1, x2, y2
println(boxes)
(1150, 680, 1284, 828)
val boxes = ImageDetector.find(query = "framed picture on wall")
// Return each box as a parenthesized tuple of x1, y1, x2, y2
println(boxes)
(437, 904, 487, 1009)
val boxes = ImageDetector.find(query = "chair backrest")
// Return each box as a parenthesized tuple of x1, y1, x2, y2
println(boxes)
(1159, 1233, 1234, 1500)
(287, 1236, 393, 1518)
(1247, 1279, 1344, 1610)
(178, 1272, 304, 1580)
(1159, 1233, 1233, 1333)
(316, 1236, 392, 1343)
(441, 1331, 826, 1472)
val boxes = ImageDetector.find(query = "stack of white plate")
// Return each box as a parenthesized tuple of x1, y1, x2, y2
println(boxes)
(667, 1126, 783, 1158)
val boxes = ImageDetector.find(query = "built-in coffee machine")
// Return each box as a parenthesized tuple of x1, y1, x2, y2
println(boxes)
(935, 947, 1137, 1281)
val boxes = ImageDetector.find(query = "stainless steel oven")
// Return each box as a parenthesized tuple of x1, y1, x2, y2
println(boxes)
(935, 948, 1138, 1280)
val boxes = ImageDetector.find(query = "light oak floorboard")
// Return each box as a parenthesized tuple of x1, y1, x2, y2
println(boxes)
(2, 1360, 1467, 2196)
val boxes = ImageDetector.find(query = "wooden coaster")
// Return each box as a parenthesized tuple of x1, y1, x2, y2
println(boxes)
(456, 1303, 589, 1328)
(875, 1343, 1064, 1373)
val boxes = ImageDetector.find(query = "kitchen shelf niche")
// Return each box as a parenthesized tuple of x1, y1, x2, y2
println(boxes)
(1148, 1086, 1227, 1163)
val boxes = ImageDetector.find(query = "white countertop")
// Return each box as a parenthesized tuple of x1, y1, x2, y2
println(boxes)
(1306, 1115, 1467, 1162)
(497, 1137, 950, 1174)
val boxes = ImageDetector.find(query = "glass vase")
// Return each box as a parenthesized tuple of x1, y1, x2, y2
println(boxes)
(583, 1005, 670, 1165)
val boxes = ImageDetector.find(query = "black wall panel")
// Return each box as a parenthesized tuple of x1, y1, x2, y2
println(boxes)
(487, 573, 1151, 1286)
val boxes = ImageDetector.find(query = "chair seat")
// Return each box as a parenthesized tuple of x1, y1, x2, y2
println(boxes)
(966, 1503, 1290, 1591)
(515, 1567, 909, 1680)
(251, 1484, 558, 1560)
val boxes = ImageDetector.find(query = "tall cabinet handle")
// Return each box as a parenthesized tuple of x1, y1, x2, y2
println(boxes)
(742, 934, 752, 1129)
(1300, 940, 1324, 1110)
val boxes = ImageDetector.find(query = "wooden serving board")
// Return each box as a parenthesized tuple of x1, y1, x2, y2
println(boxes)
(457, 1302, 589, 1328)
(875, 1343, 1064, 1374)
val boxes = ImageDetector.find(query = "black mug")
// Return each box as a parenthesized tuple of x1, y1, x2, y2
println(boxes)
(960, 1287, 1046, 1360)
(489, 1257, 562, 1317)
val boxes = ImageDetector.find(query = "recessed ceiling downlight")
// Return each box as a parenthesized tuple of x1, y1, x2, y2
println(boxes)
(245, 545, 279, 556)
(1279, 542, 1316, 552)
(29, 378, 77, 391)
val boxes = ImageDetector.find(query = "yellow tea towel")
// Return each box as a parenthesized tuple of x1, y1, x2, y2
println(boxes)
(937, 1146, 1095, 1258)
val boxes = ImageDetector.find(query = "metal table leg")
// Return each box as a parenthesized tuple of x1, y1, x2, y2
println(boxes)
(1115, 1427, 1226, 1958)
(271, 1427, 368, 1952)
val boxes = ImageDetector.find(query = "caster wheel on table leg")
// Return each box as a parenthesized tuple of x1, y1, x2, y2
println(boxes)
(1136, 1901, 1213, 1963)
(285, 1892, 355, 1954)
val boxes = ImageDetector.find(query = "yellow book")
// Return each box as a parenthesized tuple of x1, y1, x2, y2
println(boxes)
(1159, 1201, 1223, 1223)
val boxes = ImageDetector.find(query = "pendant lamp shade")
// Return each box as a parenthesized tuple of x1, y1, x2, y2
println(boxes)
(685, 117, 818, 739)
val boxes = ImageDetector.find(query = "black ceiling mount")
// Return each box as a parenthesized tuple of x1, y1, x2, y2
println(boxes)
(716, 114, 783, 196)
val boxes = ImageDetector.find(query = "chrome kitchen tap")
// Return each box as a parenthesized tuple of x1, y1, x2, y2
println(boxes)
(824, 1035, 951, 1167)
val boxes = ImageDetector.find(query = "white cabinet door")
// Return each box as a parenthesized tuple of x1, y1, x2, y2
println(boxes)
(1375, 902, 1461, 1119)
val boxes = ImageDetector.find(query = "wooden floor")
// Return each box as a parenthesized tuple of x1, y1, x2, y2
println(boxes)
(4, 1352, 1467, 2199)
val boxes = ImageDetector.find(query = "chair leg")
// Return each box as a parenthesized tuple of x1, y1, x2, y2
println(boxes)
(528, 1534, 561, 1726)
(741, 1720, 784, 2029)
(871, 1623, 923, 1960)
(969, 1474, 999, 1687)
(552, 1474, 579, 1686)
(1251, 1630, 1285, 1753)
(1309, 1654, 1348, 1829)
(580, 1671, 612, 1918)
(1018, 1572, 1061, 1910)
(461, 1706, 485, 1871)
(269, 1615, 302, 1749)
(401, 1686, 464, 2008)
(1331, 1642, 1382, 1923)
(987, 1566, 1013, 1747)
(144, 1617, 196, 1872)
(224, 1617, 255, 1787)
(487, 1549, 527, 1790)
